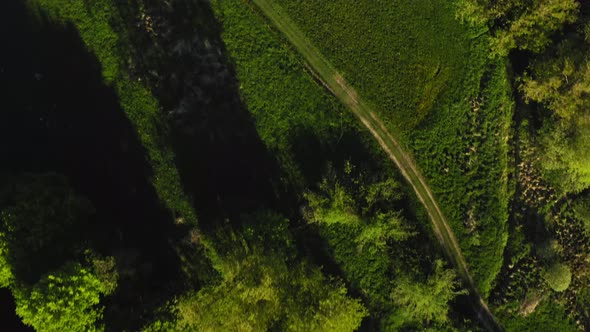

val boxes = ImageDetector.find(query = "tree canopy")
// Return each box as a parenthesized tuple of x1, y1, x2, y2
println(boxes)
(391, 260, 465, 328)
(165, 211, 367, 332)
(0, 173, 117, 331)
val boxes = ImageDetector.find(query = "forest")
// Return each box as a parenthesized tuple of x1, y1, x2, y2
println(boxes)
(0, 0, 589, 331)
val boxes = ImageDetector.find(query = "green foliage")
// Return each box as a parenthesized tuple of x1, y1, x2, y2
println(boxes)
(455, 0, 491, 27)
(542, 263, 572, 292)
(0, 238, 11, 288)
(499, 299, 577, 332)
(30, 0, 196, 222)
(538, 121, 590, 193)
(305, 181, 361, 226)
(0, 173, 93, 282)
(521, 41, 590, 121)
(305, 174, 413, 248)
(276, 0, 512, 297)
(176, 254, 283, 331)
(177, 258, 367, 332)
(89, 254, 119, 295)
(13, 262, 113, 332)
(572, 196, 590, 235)
(491, 0, 578, 56)
(522, 39, 590, 193)
(364, 178, 403, 214)
(457, 0, 579, 56)
(174, 211, 367, 332)
(211, 0, 369, 190)
(412, 59, 512, 296)
(285, 275, 368, 332)
(319, 221, 393, 314)
(278, 0, 475, 134)
(303, 170, 454, 329)
(355, 212, 414, 251)
(0, 174, 118, 330)
(391, 260, 465, 328)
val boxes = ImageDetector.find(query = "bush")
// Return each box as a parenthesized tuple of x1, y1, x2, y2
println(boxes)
(14, 262, 113, 332)
(543, 263, 572, 292)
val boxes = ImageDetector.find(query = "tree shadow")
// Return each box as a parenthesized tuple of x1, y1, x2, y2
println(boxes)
(0, 288, 34, 332)
(113, 0, 290, 228)
(0, 2, 187, 330)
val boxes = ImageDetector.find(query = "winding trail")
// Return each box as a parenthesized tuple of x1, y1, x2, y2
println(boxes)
(247, 0, 503, 331)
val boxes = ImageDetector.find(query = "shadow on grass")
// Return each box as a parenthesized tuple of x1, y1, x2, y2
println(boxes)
(0, 2, 189, 331)
(113, 0, 291, 228)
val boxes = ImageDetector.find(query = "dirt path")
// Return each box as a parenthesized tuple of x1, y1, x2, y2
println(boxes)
(247, 0, 503, 330)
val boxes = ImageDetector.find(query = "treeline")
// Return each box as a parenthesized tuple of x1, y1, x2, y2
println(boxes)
(456, 0, 590, 329)
(1, 0, 473, 331)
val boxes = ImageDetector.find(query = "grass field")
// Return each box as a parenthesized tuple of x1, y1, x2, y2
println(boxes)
(29, 0, 196, 222)
(31, 0, 511, 308)
(264, 0, 514, 298)
(210, 0, 398, 192)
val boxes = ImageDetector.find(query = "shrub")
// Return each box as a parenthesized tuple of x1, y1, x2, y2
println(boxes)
(543, 263, 572, 292)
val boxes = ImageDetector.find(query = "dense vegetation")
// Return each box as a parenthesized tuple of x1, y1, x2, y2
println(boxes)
(1, 0, 474, 331)
(208, 1, 474, 329)
(456, 0, 590, 329)
(29, 0, 196, 222)
(275, 0, 513, 297)
(2, 0, 590, 331)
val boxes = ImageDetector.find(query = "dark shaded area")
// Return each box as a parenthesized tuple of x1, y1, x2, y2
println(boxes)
(112, 0, 289, 228)
(0, 1, 475, 331)
(0, 288, 34, 332)
(0, 2, 188, 330)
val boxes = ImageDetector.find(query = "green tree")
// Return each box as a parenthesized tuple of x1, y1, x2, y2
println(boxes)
(520, 36, 590, 193)
(305, 177, 412, 249)
(355, 211, 415, 250)
(174, 211, 367, 332)
(391, 260, 464, 327)
(0, 173, 117, 331)
(542, 262, 572, 292)
(13, 262, 114, 332)
(176, 253, 283, 332)
(283, 268, 367, 332)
